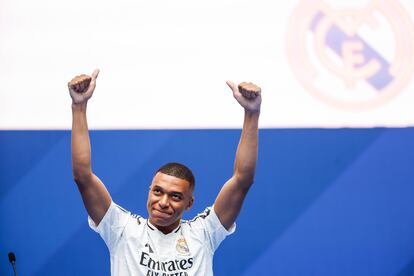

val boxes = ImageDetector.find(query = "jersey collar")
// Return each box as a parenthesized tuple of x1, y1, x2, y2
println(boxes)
(146, 219, 182, 235)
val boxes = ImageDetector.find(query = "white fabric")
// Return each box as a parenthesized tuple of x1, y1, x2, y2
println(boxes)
(88, 201, 235, 276)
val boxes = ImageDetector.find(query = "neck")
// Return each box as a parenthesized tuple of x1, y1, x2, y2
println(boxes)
(149, 218, 180, 234)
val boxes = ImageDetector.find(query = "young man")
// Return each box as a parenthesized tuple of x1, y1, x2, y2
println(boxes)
(69, 69, 261, 275)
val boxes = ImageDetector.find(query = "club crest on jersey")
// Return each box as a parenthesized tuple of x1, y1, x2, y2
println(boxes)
(286, 0, 414, 110)
(176, 237, 190, 255)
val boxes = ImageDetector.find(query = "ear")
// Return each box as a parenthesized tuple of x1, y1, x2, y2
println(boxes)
(186, 196, 194, 210)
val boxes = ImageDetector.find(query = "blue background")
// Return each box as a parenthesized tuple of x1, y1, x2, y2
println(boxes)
(1, 129, 414, 275)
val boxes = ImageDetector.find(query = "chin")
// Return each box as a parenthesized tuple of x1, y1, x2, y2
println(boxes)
(150, 215, 171, 226)
(152, 218, 167, 226)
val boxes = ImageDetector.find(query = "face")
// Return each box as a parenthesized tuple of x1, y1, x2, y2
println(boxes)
(147, 172, 194, 234)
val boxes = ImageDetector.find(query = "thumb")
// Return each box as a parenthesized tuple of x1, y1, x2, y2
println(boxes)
(226, 80, 238, 94)
(91, 69, 100, 80)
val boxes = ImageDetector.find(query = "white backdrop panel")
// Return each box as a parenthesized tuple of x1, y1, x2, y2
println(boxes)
(1, 0, 414, 129)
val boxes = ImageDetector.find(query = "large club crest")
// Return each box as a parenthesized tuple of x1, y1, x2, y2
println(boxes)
(287, 0, 414, 110)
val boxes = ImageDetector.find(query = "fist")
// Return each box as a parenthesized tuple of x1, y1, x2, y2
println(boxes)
(227, 80, 261, 113)
(238, 82, 261, 99)
(68, 69, 99, 105)
(68, 74, 92, 94)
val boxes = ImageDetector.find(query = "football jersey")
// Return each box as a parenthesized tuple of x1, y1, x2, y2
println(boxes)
(88, 201, 235, 276)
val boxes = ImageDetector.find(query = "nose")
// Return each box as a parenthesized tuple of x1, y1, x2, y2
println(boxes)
(158, 194, 169, 209)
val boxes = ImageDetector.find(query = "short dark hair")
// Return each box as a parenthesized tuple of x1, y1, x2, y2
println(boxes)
(156, 162, 195, 191)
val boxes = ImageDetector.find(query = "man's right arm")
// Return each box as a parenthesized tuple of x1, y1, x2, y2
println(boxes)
(69, 69, 111, 226)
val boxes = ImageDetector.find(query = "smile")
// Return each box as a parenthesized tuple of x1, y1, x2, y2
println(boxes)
(153, 209, 172, 218)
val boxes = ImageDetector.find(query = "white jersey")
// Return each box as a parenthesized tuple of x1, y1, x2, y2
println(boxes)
(88, 201, 235, 276)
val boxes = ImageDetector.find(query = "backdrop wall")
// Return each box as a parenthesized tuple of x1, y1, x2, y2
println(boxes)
(2, 1, 414, 274)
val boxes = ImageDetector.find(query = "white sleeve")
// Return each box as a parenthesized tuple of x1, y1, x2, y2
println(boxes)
(190, 206, 236, 253)
(88, 201, 132, 251)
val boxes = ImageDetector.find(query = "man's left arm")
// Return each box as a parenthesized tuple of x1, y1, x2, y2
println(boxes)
(214, 81, 261, 230)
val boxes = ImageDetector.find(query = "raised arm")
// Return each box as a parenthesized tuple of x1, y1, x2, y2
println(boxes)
(69, 69, 111, 225)
(214, 81, 261, 230)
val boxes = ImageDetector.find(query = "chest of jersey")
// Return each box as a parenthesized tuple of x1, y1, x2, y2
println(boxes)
(114, 221, 212, 276)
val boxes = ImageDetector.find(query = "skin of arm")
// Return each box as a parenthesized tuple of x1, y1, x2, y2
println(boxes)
(214, 80, 261, 230)
(69, 69, 112, 226)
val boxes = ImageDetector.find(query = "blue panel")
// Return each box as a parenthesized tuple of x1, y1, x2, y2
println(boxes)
(0, 129, 413, 276)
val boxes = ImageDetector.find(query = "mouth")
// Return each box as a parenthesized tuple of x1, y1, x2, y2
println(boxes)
(152, 209, 172, 218)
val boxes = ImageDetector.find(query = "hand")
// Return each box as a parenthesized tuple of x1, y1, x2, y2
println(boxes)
(226, 80, 261, 113)
(68, 69, 100, 105)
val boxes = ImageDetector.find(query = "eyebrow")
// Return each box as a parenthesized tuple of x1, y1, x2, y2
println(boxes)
(171, 192, 184, 197)
(153, 185, 184, 196)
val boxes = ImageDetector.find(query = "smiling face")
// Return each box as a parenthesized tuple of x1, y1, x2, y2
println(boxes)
(147, 172, 194, 234)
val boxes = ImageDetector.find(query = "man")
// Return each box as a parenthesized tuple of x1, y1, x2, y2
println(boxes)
(68, 69, 261, 275)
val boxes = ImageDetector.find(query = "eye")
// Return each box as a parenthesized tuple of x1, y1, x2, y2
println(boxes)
(153, 188, 162, 195)
(171, 194, 182, 201)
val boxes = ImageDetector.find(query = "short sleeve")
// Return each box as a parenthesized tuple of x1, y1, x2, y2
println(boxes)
(88, 201, 131, 251)
(190, 206, 236, 253)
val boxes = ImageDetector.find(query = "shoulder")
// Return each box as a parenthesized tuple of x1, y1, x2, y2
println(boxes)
(183, 206, 217, 231)
(105, 202, 146, 228)
(188, 206, 236, 235)
(129, 210, 145, 226)
(189, 207, 213, 223)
